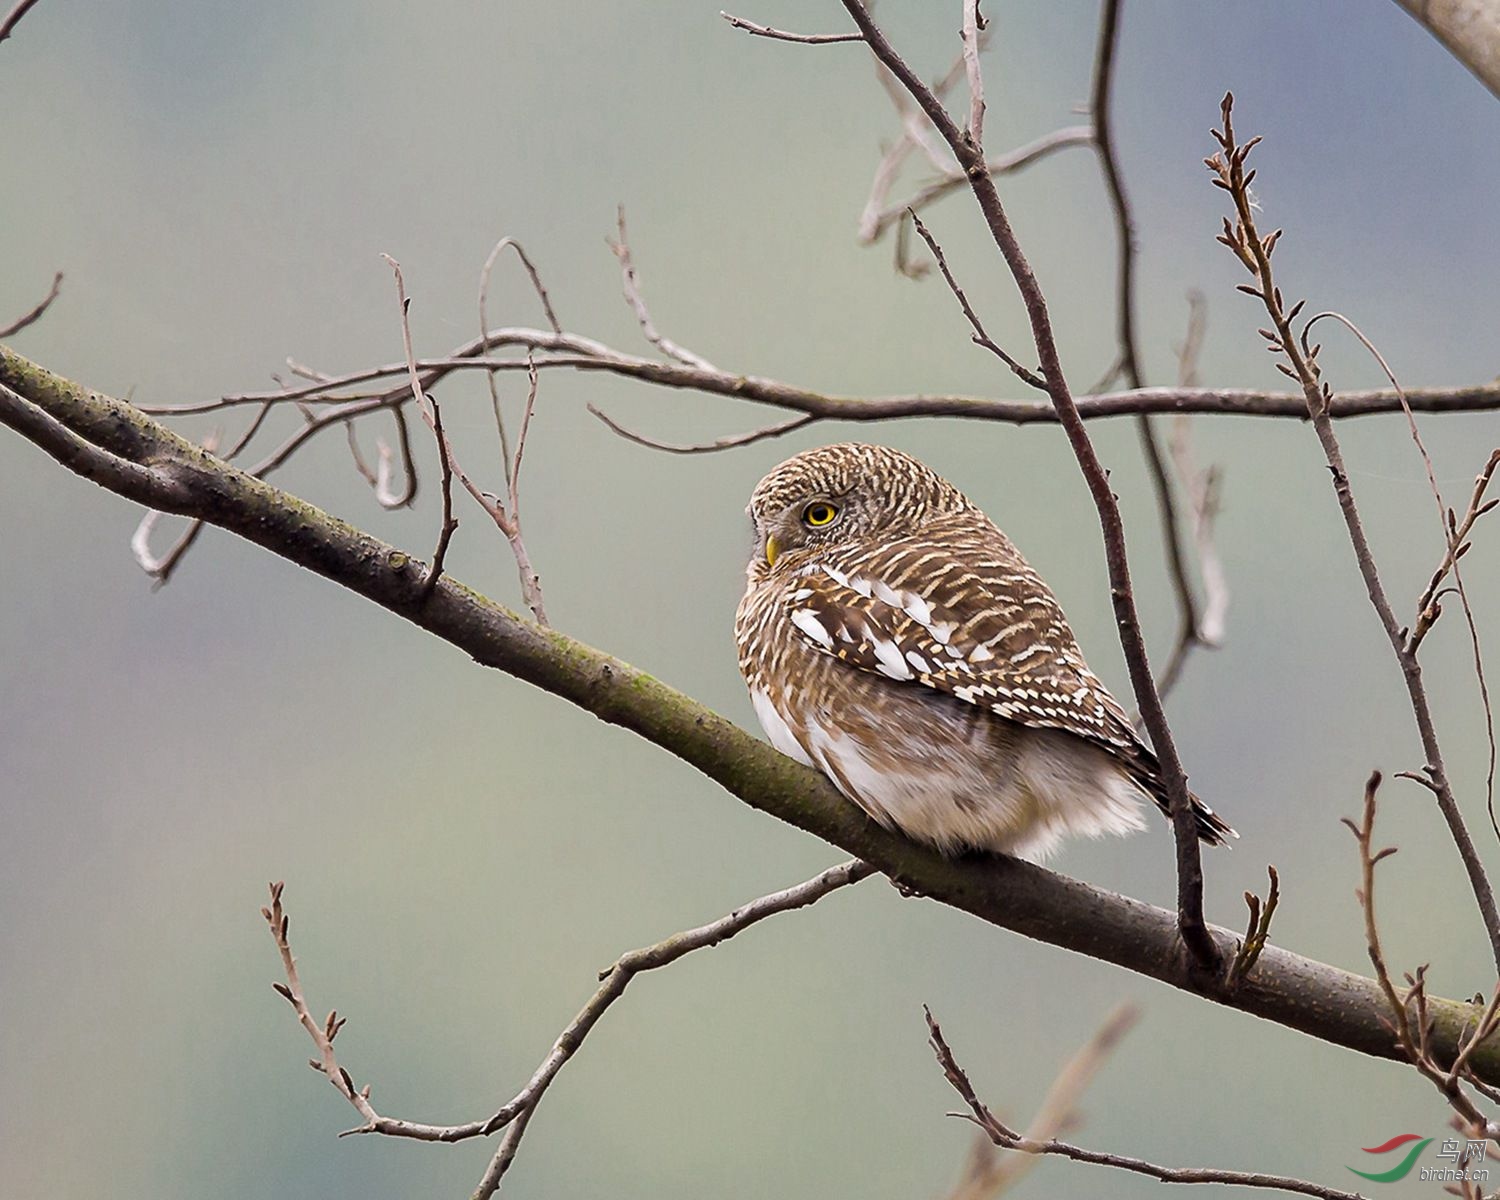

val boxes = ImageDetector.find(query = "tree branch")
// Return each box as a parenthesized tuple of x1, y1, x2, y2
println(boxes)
(0, 0, 43, 45)
(1209, 92, 1500, 974)
(0, 271, 63, 338)
(928, 1009, 1365, 1199)
(262, 864, 872, 1198)
(1393, 0, 1500, 100)
(839, 0, 1216, 972)
(8, 342, 1500, 1083)
(1089, 0, 1209, 702)
(139, 331, 1500, 427)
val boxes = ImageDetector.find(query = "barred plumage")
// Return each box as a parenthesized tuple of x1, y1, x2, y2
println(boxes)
(735, 443, 1233, 861)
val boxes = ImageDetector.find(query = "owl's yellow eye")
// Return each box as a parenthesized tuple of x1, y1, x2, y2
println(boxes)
(802, 501, 839, 528)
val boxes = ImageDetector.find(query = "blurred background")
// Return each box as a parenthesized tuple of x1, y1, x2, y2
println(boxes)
(3, 2, 1500, 1196)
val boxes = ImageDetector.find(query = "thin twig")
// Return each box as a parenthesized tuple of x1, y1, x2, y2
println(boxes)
(1302, 311, 1500, 852)
(588, 404, 818, 454)
(383, 256, 458, 598)
(960, 0, 986, 149)
(1344, 773, 1498, 1141)
(1168, 291, 1228, 648)
(908, 212, 1045, 391)
(719, 10, 863, 44)
(142, 339, 1500, 426)
(0, 272, 63, 338)
(1227, 866, 1280, 988)
(1089, 0, 1207, 702)
(926, 1008, 1363, 1198)
(1209, 93, 1500, 974)
(259, 859, 871, 1189)
(261, 883, 377, 1125)
(936, 1002, 1141, 1197)
(844, 0, 1216, 972)
(478, 237, 560, 492)
(465, 858, 874, 1198)
(863, 128, 1093, 247)
(0, 0, 44, 44)
(610, 207, 718, 372)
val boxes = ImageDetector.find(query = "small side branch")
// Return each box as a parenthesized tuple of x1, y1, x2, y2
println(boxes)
(1227, 866, 1280, 988)
(0, 0, 44, 44)
(1089, 0, 1213, 702)
(0, 271, 63, 337)
(1345, 773, 1499, 1140)
(908, 212, 1045, 391)
(610, 207, 718, 373)
(258, 864, 871, 1197)
(588, 404, 818, 454)
(384, 254, 548, 623)
(261, 883, 377, 1125)
(926, 1008, 1362, 1199)
(720, 10, 863, 44)
(1208, 92, 1500, 974)
(383, 257, 459, 597)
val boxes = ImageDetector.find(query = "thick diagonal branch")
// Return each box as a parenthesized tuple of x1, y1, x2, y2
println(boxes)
(8, 343, 1500, 1083)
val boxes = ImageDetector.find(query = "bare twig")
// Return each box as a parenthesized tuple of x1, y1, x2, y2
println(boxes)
(260, 882, 377, 1125)
(478, 237, 559, 492)
(719, 10, 862, 44)
(383, 257, 458, 598)
(0, 272, 63, 338)
(866, 128, 1094, 249)
(908, 213, 1045, 391)
(960, 0, 986, 148)
(131, 511, 206, 584)
(843, 0, 1216, 972)
(588, 404, 819, 454)
(937, 1002, 1141, 1198)
(1168, 292, 1228, 648)
(1344, 773, 1499, 1141)
(140, 337, 1500, 426)
(0, 0, 44, 44)
(1227, 866, 1280, 988)
(385, 255, 548, 623)
(1209, 93, 1500, 973)
(1303, 311, 1499, 849)
(610, 207, 718, 372)
(926, 1008, 1363, 1198)
(465, 858, 874, 1198)
(262, 861, 870, 1199)
(1089, 0, 1210, 703)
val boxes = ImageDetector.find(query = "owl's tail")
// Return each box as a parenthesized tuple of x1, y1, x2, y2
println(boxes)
(1128, 758, 1237, 846)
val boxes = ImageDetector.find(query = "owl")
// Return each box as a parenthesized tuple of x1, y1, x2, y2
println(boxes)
(735, 442, 1233, 862)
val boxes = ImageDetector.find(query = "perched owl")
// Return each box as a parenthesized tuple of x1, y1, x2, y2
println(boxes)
(735, 442, 1233, 862)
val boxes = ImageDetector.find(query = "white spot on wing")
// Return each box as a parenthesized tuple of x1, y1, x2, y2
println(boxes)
(790, 608, 834, 650)
(872, 636, 914, 680)
(902, 592, 933, 626)
(749, 688, 813, 766)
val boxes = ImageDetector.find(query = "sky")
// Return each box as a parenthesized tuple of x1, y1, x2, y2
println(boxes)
(3, 3, 1500, 1198)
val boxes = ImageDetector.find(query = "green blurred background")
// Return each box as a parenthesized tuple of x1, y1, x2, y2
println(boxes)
(4, 2, 1500, 1196)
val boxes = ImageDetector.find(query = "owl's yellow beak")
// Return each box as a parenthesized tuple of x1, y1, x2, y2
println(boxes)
(764, 535, 779, 567)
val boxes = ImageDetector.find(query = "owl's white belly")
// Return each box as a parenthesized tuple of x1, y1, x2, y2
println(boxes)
(749, 686, 1146, 862)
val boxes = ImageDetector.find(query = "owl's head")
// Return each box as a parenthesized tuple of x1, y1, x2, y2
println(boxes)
(745, 443, 975, 575)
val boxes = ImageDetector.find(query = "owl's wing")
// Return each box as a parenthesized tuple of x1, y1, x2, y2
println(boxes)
(782, 546, 1140, 755)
